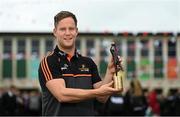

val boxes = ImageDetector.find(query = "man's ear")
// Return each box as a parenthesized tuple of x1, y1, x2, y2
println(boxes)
(76, 27, 78, 36)
(53, 28, 56, 37)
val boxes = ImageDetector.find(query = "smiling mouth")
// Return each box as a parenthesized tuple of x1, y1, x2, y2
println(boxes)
(64, 39, 71, 41)
(64, 37, 72, 40)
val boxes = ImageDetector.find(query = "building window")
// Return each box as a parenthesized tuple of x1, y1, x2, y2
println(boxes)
(86, 39, 95, 59)
(127, 40, 136, 79)
(30, 40, 40, 79)
(99, 39, 111, 76)
(139, 39, 150, 80)
(45, 38, 54, 54)
(17, 39, 26, 79)
(2, 39, 12, 79)
(167, 37, 177, 79)
(154, 39, 164, 79)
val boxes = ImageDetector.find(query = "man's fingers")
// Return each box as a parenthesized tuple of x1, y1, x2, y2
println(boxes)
(106, 81, 114, 87)
(118, 56, 122, 63)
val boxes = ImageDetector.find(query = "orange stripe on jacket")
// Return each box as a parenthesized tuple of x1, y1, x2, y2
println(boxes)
(44, 57, 53, 80)
(62, 74, 92, 77)
(74, 74, 92, 77)
(62, 74, 74, 77)
(41, 58, 50, 81)
(41, 52, 54, 82)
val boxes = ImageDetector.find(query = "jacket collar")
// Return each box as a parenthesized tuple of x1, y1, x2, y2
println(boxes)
(54, 45, 81, 58)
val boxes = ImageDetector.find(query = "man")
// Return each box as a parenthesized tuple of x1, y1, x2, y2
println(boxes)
(38, 11, 122, 116)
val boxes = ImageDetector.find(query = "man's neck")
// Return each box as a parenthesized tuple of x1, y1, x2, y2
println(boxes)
(58, 45, 75, 56)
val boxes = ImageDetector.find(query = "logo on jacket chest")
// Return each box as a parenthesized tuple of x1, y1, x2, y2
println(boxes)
(79, 64, 89, 72)
(61, 63, 68, 70)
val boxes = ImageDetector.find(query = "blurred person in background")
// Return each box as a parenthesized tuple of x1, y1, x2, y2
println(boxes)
(0, 87, 4, 115)
(174, 88, 180, 115)
(21, 91, 30, 115)
(28, 91, 41, 115)
(162, 89, 178, 116)
(38, 11, 122, 116)
(1, 85, 18, 115)
(124, 78, 148, 116)
(103, 93, 125, 115)
(147, 89, 160, 116)
(155, 89, 167, 116)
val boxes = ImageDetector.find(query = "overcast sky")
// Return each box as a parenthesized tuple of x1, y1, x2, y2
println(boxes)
(0, 0, 179, 33)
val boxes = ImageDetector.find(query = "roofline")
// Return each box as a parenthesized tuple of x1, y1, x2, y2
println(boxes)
(0, 32, 177, 37)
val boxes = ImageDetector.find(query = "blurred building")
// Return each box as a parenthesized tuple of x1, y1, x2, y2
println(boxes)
(0, 32, 179, 94)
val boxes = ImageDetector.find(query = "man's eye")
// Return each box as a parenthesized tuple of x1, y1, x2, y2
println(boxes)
(60, 28, 65, 31)
(69, 28, 75, 31)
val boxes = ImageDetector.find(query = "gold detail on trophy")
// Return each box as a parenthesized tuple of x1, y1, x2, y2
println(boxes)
(113, 70, 125, 91)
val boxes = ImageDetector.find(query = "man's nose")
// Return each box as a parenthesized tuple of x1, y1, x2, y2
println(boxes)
(65, 29, 71, 35)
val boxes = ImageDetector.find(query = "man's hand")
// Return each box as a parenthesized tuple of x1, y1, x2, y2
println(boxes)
(94, 49, 123, 103)
(105, 55, 123, 80)
(96, 81, 121, 96)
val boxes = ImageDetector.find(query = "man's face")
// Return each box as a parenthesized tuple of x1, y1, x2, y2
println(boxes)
(53, 17, 78, 50)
